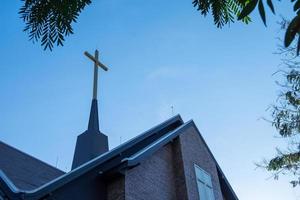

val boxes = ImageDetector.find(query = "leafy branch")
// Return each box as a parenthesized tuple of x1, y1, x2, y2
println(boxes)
(192, 0, 300, 56)
(192, 0, 251, 28)
(19, 0, 91, 50)
(259, 37, 300, 186)
(236, 0, 300, 55)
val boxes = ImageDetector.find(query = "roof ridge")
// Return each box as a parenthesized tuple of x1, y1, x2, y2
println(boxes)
(0, 140, 65, 174)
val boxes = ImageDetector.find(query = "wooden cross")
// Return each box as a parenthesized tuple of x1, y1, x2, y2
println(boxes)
(84, 49, 109, 100)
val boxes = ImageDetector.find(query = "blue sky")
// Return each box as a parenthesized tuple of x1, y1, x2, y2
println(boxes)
(0, 1, 298, 199)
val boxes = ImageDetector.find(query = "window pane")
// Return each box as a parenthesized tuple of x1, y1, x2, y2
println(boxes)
(195, 167, 204, 182)
(195, 165, 213, 187)
(204, 174, 212, 187)
(206, 187, 215, 200)
(194, 164, 215, 200)
(198, 181, 208, 200)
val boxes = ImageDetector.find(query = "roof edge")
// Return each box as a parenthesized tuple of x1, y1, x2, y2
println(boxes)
(0, 171, 24, 200)
(189, 121, 239, 200)
(122, 120, 193, 166)
(122, 120, 239, 200)
(0, 114, 184, 200)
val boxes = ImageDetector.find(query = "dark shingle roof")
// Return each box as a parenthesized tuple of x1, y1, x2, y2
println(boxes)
(0, 141, 65, 190)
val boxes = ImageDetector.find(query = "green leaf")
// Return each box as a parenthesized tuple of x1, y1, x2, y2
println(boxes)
(238, 0, 259, 20)
(258, 0, 266, 26)
(284, 15, 300, 47)
(294, 0, 300, 11)
(267, 0, 275, 14)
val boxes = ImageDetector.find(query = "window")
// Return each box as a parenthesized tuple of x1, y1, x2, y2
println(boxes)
(194, 164, 215, 200)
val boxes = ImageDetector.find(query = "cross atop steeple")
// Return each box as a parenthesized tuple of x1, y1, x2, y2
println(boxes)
(83, 50, 109, 131)
(84, 50, 109, 100)
(72, 50, 109, 169)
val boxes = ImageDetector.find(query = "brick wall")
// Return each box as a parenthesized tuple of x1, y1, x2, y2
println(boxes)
(179, 126, 224, 200)
(125, 143, 177, 200)
(172, 137, 189, 200)
(119, 125, 224, 200)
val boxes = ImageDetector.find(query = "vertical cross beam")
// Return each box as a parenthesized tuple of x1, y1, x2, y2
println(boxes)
(93, 50, 99, 100)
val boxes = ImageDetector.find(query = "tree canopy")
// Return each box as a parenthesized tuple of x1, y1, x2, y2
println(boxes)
(18, 0, 300, 53)
(263, 44, 300, 186)
(19, 0, 91, 50)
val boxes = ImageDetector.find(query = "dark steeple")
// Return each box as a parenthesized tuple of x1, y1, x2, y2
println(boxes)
(88, 99, 99, 131)
(71, 50, 109, 170)
(71, 100, 108, 170)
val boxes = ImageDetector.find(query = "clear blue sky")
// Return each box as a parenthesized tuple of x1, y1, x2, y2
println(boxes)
(0, 1, 298, 199)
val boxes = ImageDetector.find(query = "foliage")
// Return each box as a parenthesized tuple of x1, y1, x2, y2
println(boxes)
(263, 41, 300, 186)
(192, 0, 251, 27)
(192, 0, 300, 56)
(236, 0, 300, 56)
(18, 0, 300, 54)
(17, 0, 299, 52)
(19, 0, 91, 50)
(20, 0, 252, 50)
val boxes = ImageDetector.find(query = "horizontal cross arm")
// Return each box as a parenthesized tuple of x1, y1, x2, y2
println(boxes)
(84, 51, 109, 71)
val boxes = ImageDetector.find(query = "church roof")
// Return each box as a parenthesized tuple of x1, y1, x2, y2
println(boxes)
(0, 141, 65, 191)
(0, 115, 238, 200)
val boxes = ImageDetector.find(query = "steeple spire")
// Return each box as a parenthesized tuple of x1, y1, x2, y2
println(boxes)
(88, 99, 99, 131)
(72, 49, 109, 170)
